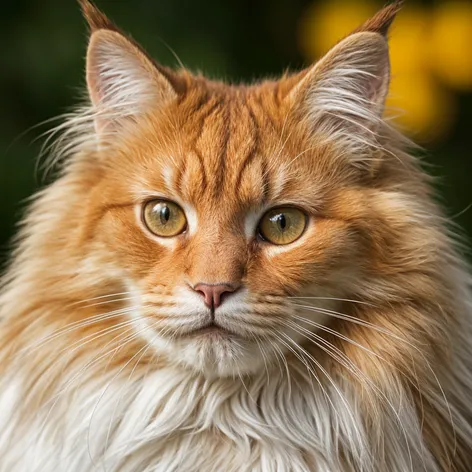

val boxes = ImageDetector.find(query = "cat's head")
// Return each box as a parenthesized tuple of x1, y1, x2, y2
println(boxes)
(67, 1, 408, 377)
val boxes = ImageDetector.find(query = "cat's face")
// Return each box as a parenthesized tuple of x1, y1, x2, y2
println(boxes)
(87, 84, 377, 376)
(77, 8, 392, 376)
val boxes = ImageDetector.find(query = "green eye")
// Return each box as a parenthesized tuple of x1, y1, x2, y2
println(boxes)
(143, 200, 187, 237)
(258, 207, 307, 245)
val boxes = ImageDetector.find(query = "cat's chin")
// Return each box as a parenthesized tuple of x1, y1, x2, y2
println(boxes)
(151, 330, 269, 377)
(179, 336, 268, 377)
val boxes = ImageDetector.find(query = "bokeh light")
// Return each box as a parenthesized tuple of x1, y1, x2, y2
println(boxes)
(299, 0, 472, 143)
(430, 1, 472, 90)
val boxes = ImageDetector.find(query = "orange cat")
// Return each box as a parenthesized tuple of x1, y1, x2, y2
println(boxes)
(1, 1, 471, 471)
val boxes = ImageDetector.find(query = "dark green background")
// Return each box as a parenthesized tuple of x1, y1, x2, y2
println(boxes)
(1, 0, 471, 264)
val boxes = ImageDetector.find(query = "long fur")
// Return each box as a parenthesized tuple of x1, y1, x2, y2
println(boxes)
(1, 2, 472, 471)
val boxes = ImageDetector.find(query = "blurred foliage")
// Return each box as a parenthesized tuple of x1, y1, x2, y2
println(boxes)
(1, 0, 471, 265)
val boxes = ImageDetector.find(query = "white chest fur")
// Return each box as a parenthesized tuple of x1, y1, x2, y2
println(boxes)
(0, 365, 437, 472)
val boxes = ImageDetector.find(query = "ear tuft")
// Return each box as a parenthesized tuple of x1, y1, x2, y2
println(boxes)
(287, 31, 392, 170)
(285, 3, 404, 171)
(354, 1, 403, 37)
(78, 0, 116, 32)
(81, 1, 178, 138)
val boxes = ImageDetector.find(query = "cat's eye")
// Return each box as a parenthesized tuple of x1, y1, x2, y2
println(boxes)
(258, 207, 307, 245)
(142, 200, 187, 237)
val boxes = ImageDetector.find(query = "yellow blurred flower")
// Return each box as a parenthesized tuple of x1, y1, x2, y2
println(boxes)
(299, 0, 472, 142)
(388, 6, 429, 73)
(299, 0, 376, 58)
(429, 1, 472, 90)
(386, 71, 456, 142)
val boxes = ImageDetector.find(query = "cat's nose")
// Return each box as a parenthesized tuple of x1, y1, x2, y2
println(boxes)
(193, 283, 238, 309)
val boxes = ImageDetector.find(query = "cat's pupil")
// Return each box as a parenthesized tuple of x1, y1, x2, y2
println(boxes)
(160, 205, 171, 225)
(277, 214, 287, 231)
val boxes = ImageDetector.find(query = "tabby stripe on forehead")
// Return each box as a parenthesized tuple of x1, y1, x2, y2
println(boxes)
(182, 94, 214, 197)
(180, 97, 223, 197)
(249, 99, 281, 201)
(191, 148, 208, 198)
(199, 98, 224, 182)
(253, 92, 277, 131)
(260, 158, 271, 203)
(213, 105, 231, 197)
(234, 106, 261, 196)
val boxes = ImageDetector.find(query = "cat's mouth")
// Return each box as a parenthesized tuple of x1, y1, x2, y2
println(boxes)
(179, 322, 236, 338)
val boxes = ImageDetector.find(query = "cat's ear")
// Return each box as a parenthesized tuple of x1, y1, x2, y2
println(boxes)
(287, 1, 402, 168)
(78, 0, 177, 135)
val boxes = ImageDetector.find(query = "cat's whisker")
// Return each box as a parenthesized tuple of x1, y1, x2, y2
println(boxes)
(287, 296, 377, 307)
(287, 318, 402, 405)
(292, 307, 442, 428)
(28, 306, 155, 408)
(291, 313, 380, 358)
(261, 332, 290, 393)
(17, 305, 143, 358)
(268, 329, 323, 410)
(284, 321, 413, 471)
(291, 302, 410, 344)
(253, 334, 271, 385)
(44, 320, 163, 469)
(75, 297, 136, 309)
(68, 291, 134, 307)
(89, 319, 164, 466)
(29, 318, 153, 464)
(273, 330, 370, 467)
(286, 319, 366, 382)
(43, 314, 157, 405)
(292, 300, 457, 444)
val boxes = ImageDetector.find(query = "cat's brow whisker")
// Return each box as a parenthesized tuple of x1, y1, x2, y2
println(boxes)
(285, 146, 317, 168)
(262, 114, 296, 180)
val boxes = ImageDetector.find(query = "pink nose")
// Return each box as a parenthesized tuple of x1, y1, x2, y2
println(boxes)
(193, 283, 238, 309)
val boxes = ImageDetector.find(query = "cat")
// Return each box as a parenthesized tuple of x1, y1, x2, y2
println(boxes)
(1, 0, 471, 470)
